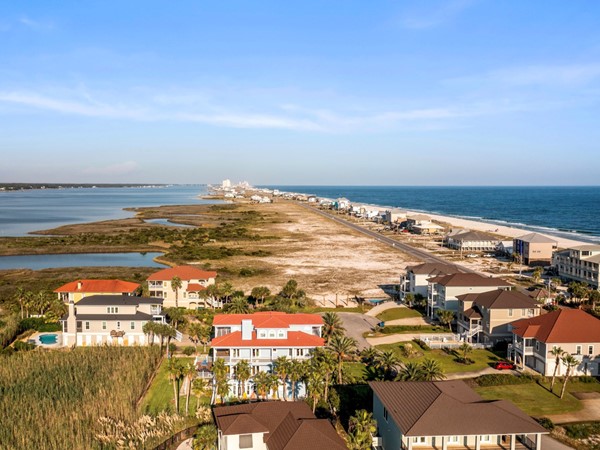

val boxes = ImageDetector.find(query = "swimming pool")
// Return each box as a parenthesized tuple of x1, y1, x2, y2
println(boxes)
(39, 334, 58, 345)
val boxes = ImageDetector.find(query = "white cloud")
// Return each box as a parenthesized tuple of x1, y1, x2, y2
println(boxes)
(19, 16, 54, 31)
(399, 0, 476, 30)
(82, 161, 139, 176)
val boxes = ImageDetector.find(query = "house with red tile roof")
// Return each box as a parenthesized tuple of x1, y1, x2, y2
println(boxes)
(211, 312, 324, 400)
(370, 380, 547, 450)
(146, 265, 217, 309)
(54, 279, 140, 303)
(509, 309, 600, 376)
(213, 401, 347, 450)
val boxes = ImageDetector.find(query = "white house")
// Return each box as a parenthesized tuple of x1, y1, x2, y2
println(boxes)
(400, 263, 461, 300)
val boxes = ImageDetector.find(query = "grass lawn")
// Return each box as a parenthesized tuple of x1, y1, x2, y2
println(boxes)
(141, 357, 199, 415)
(475, 380, 600, 417)
(376, 307, 422, 322)
(376, 343, 501, 374)
(343, 361, 367, 382)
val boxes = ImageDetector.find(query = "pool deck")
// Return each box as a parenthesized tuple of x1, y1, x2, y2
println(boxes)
(27, 331, 63, 348)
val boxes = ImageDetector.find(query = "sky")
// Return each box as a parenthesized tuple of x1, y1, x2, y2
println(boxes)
(1, 0, 600, 185)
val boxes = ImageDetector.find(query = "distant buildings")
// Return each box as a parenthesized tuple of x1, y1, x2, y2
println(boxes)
(61, 295, 165, 346)
(445, 230, 500, 253)
(510, 309, 600, 376)
(147, 265, 217, 308)
(370, 380, 547, 450)
(213, 401, 347, 450)
(513, 233, 557, 266)
(210, 312, 324, 398)
(54, 279, 140, 303)
(553, 245, 600, 289)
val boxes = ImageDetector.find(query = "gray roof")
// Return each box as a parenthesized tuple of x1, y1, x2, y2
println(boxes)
(448, 230, 499, 242)
(457, 290, 539, 309)
(407, 263, 463, 276)
(514, 233, 557, 244)
(369, 381, 547, 436)
(427, 273, 511, 287)
(76, 295, 163, 306)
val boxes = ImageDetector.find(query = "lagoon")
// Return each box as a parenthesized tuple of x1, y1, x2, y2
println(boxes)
(0, 252, 166, 271)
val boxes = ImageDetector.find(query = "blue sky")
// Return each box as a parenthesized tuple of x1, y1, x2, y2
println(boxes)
(1, 0, 599, 185)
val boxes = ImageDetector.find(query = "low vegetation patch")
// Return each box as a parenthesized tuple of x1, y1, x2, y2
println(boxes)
(0, 346, 161, 450)
(379, 325, 447, 334)
(563, 422, 600, 440)
(474, 373, 538, 387)
(376, 307, 422, 322)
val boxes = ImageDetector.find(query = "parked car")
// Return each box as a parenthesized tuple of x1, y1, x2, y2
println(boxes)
(494, 361, 516, 370)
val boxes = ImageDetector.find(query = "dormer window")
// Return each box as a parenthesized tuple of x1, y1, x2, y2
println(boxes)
(258, 330, 266, 339)
(268, 330, 276, 338)
(277, 330, 285, 338)
(107, 307, 119, 314)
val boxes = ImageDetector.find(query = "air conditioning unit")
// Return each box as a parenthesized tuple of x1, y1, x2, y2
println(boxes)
(372, 436, 383, 447)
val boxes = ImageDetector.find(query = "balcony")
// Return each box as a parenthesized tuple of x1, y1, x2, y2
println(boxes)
(512, 341, 534, 355)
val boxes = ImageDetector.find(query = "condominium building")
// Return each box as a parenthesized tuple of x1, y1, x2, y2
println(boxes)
(61, 295, 165, 347)
(513, 233, 557, 267)
(210, 312, 324, 399)
(553, 245, 600, 289)
(147, 265, 217, 308)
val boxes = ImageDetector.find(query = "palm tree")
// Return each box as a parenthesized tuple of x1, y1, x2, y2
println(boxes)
(273, 356, 291, 401)
(226, 296, 250, 314)
(251, 286, 271, 307)
(234, 360, 251, 399)
(165, 307, 186, 329)
(171, 276, 183, 308)
(458, 342, 473, 363)
(212, 358, 229, 404)
(560, 354, 579, 399)
(288, 359, 304, 400)
(396, 361, 423, 381)
(347, 409, 377, 450)
(549, 346, 564, 391)
(404, 293, 415, 307)
(312, 347, 336, 402)
(305, 368, 325, 412)
(143, 321, 158, 345)
(191, 377, 207, 412)
(187, 322, 204, 355)
(167, 358, 186, 413)
(437, 309, 455, 331)
(193, 424, 217, 450)
(420, 358, 446, 381)
(328, 334, 357, 384)
(532, 267, 543, 283)
(183, 362, 196, 415)
(267, 374, 280, 400)
(13, 287, 27, 319)
(322, 312, 345, 344)
(360, 347, 379, 365)
(253, 371, 270, 400)
(374, 350, 401, 381)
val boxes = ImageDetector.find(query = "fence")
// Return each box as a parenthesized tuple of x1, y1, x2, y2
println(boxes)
(152, 424, 199, 450)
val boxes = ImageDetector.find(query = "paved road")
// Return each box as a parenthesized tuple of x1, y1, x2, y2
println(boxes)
(336, 312, 379, 350)
(297, 203, 474, 272)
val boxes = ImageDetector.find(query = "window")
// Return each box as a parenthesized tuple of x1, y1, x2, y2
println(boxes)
(577, 346, 582, 355)
(535, 341, 539, 351)
(268, 330, 276, 338)
(85, 322, 90, 330)
(252, 349, 259, 357)
(296, 349, 304, 356)
(102, 321, 106, 330)
(233, 349, 240, 358)
(239, 434, 253, 448)
(589, 346, 594, 355)
(448, 436, 460, 444)
(106, 306, 119, 314)
(412, 437, 427, 444)
(117, 321, 121, 330)
(277, 330, 285, 338)
(258, 330, 266, 338)
(480, 435, 492, 443)
(383, 407, 388, 422)
(130, 321, 135, 330)
(508, 309, 513, 317)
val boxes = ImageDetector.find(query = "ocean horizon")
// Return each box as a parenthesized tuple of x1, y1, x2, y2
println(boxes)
(262, 185, 600, 244)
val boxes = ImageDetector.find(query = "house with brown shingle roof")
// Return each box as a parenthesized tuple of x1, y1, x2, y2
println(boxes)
(370, 380, 547, 450)
(400, 263, 462, 301)
(426, 273, 512, 319)
(213, 401, 347, 450)
(509, 309, 600, 376)
(456, 290, 542, 345)
(146, 265, 217, 309)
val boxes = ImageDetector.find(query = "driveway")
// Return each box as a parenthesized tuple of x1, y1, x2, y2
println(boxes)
(546, 397, 600, 424)
(337, 312, 379, 349)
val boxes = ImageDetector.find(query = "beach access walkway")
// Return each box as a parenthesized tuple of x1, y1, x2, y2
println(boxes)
(296, 202, 476, 271)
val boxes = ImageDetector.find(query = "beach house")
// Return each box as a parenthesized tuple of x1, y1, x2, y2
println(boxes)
(444, 230, 500, 253)
(147, 265, 217, 308)
(426, 273, 512, 318)
(210, 312, 324, 398)
(456, 290, 541, 345)
(54, 279, 140, 303)
(509, 309, 600, 376)
(400, 263, 461, 301)
(213, 401, 347, 450)
(553, 245, 600, 289)
(513, 233, 557, 266)
(370, 380, 547, 450)
(61, 295, 165, 346)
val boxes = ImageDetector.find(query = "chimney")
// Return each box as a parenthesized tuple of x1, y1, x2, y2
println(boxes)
(67, 300, 77, 336)
(77, 281, 82, 290)
(241, 319, 253, 341)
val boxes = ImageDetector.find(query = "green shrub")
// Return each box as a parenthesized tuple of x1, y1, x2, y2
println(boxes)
(535, 417, 555, 431)
(239, 268, 256, 277)
(564, 422, 600, 440)
(182, 346, 195, 356)
(13, 341, 36, 352)
(475, 373, 537, 387)
(381, 325, 446, 334)
(412, 338, 431, 351)
(168, 343, 177, 354)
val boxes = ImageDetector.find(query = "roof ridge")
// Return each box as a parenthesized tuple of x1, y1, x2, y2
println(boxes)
(280, 418, 342, 450)
(404, 383, 443, 435)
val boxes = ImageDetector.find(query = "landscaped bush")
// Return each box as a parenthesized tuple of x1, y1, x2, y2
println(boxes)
(412, 338, 431, 351)
(564, 422, 600, 440)
(18, 317, 62, 333)
(380, 325, 446, 334)
(12, 341, 36, 352)
(475, 373, 538, 387)
(535, 417, 555, 431)
(182, 346, 195, 356)
(0, 346, 161, 449)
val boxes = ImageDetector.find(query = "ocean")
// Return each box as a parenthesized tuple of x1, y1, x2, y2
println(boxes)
(264, 186, 600, 244)
(0, 185, 211, 237)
